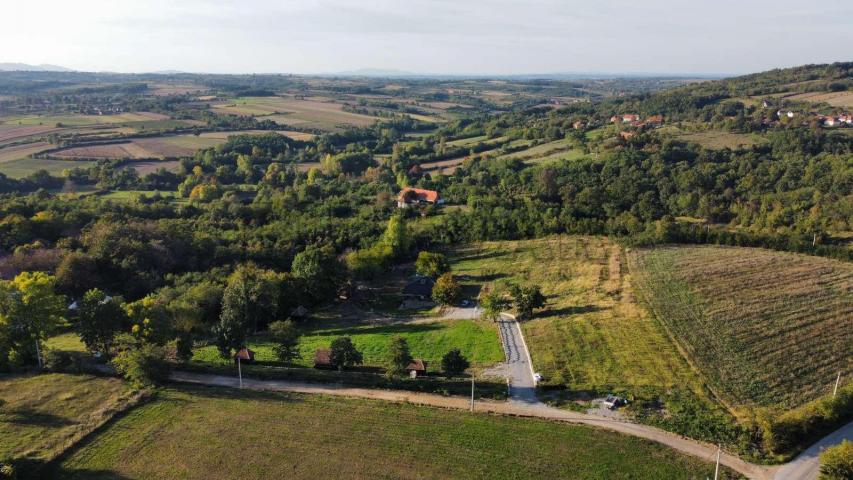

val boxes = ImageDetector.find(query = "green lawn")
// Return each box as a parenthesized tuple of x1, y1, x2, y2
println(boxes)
(0, 158, 96, 178)
(45, 332, 86, 353)
(57, 384, 729, 479)
(192, 318, 503, 373)
(0, 374, 138, 464)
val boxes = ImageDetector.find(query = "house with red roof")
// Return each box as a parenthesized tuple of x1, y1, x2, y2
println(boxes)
(397, 187, 443, 208)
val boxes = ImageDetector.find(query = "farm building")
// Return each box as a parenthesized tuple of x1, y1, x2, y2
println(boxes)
(314, 348, 332, 369)
(397, 187, 443, 208)
(402, 275, 435, 300)
(406, 359, 428, 378)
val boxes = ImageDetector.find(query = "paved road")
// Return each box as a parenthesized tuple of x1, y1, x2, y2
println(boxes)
(773, 420, 853, 480)
(496, 313, 538, 404)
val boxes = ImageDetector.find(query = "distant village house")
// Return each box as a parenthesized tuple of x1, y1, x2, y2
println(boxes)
(407, 359, 428, 378)
(397, 187, 443, 208)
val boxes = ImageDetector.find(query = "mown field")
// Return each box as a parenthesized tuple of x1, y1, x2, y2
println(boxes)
(0, 157, 97, 178)
(673, 130, 767, 150)
(628, 245, 852, 409)
(449, 236, 706, 394)
(212, 96, 380, 131)
(0, 374, 137, 464)
(57, 383, 727, 479)
(192, 318, 504, 373)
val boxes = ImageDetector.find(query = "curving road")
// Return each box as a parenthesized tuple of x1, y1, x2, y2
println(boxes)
(773, 420, 853, 480)
(166, 314, 847, 480)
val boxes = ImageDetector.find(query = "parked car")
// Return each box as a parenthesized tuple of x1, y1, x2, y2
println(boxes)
(602, 395, 625, 410)
(533, 373, 543, 382)
(460, 300, 474, 307)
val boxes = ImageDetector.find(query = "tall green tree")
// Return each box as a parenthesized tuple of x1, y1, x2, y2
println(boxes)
(509, 284, 546, 320)
(385, 336, 413, 378)
(380, 214, 410, 259)
(0, 272, 65, 367)
(329, 336, 363, 372)
(431, 273, 460, 306)
(480, 288, 510, 322)
(269, 320, 301, 363)
(415, 251, 450, 278)
(77, 288, 127, 357)
(291, 245, 341, 301)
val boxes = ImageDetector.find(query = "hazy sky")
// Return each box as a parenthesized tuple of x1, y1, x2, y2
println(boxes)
(3, 0, 851, 75)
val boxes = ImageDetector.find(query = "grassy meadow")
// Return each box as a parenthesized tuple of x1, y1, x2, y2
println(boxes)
(57, 383, 729, 480)
(0, 374, 138, 464)
(629, 245, 852, 409)
(192, 318, 504, 373)
(449, 236, 706, 395)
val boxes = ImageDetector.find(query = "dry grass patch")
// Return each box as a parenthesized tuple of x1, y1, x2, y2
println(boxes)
(0, 373, 140, 463)
(450, 236, 706, 394)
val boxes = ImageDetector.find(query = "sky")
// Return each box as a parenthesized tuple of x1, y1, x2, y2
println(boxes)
(2, 0, 851, 76)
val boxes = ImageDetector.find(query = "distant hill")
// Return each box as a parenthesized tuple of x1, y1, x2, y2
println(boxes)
(0, 63, 73, 72)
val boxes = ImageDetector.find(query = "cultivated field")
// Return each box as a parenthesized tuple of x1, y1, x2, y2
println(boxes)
(212, 96, 380, 131)
(674, 130, 767, 149)
(0, 374, 137, 463)
(192, 318, 504, 372)
(0, 141, 51, 163)
(58, 384, 725, 479)
(449, 236, 706, 394)
(51, 130, 313, 161)
(628, 245, 852, 409)
(0, 157, 96, 179)
(2, 112, 169, 127)
(783, 90, 853, 107)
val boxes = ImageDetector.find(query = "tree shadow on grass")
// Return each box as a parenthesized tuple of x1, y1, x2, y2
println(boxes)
(170, 381, 308, 403)
(307, 322, 444, 338)
(3, 409, 74, 427)
(537, 304, 604, 318)
(11, 455, 132, 480)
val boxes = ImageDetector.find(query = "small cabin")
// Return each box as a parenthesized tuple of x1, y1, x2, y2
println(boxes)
(234, 347, 255, 364)
(407, 359, 428, 378)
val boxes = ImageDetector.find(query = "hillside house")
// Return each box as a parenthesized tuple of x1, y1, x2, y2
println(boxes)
(610, 114, 641, 124)
(402, 275, 435, 300)
(407, 359, 428, 378)
(643, 115, 664, 128)
(397, 187, 443, 208)
(619, 131, 636, 140)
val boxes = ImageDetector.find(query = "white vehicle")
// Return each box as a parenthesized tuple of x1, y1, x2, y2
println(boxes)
(533, 373, 543, 382)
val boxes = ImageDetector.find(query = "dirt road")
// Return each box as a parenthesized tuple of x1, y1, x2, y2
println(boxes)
(170, 370, 770, 479)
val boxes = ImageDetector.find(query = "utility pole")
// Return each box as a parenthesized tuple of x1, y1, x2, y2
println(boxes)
(834, 371, 841, 398)
(470, 378, 475, 412)
(714, 445, 721, 480)
(238, 356, 243, 388)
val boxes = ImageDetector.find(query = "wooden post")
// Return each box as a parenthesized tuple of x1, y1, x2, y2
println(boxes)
(470, 378, 475, 412)
(834, 371, 841, 398)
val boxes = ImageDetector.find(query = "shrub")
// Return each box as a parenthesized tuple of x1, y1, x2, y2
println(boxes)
(415, 251, 450, 278)
(269, 320, 300, 362)
(42, 349, 73, 372)
(432, 273, 460, 306)
(385, 336, 413, 378)
(760, 384, 853, 456)
(112, 344, 172, 389)
(820, 440, 853, 480)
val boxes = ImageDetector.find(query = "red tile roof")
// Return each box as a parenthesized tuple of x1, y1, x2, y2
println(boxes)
(399, 187, 440, 203)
